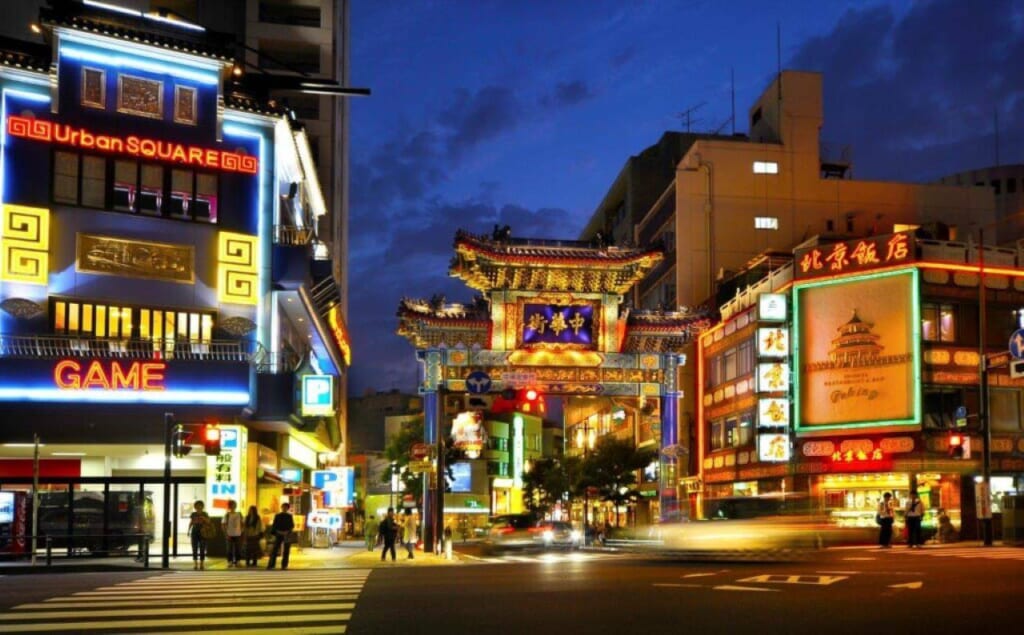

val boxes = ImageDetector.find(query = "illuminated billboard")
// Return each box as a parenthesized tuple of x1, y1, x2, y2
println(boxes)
(758, 398, 790, 428)
(793, 268, 921, 433)
(758, 433, 791, 462)
(757, 327, 789, 358)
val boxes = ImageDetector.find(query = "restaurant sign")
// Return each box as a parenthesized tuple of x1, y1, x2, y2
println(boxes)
(794, 232, 914, 281)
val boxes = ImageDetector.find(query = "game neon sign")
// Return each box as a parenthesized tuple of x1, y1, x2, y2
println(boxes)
(6, 115, 258, 175)
(54, 359, 166, 391)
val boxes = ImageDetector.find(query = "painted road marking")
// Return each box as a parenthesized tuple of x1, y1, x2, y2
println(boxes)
(888, 581, 923, 590)
(842, 557, 876, 561)
(682, 573, 719, 578)
(738, 574, 847, 586)
(713, 585, 779, 592)
(653, 583, 704, 588)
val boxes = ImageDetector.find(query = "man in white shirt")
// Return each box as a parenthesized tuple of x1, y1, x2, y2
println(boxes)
(878, 492, 895, 548)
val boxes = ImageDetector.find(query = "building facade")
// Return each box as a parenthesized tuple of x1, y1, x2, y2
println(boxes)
(697, 231, 1024, 539)
(0, 3, 349, 556)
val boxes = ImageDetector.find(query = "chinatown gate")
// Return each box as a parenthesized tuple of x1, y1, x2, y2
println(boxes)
(397, 230, 710, 549)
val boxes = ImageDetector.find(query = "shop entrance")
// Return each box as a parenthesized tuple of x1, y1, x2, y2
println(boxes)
(0, 475, 202, 561)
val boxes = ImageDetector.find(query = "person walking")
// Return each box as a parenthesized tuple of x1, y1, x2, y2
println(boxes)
(402, 509, 418, 560)
(223, 500, 244, 567)
(364, 515, 379, 552)
(243, 505, 263, 567)
(188, 500, 211, 570)
(877, 492, 896, 548)
(379, 507, 398, 562)
(267, 502, 295, 570)
(905, 491, 925, 548)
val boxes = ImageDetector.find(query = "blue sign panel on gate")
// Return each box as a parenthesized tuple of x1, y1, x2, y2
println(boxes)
(1010, 329, 1024, 360)
(466, 371, 492, 394)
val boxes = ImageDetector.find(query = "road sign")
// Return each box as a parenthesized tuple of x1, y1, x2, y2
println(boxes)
(955, 405, 967, 428)
(410, 442, 431, 461)
(1013, 360, 1024, 380)
(408, 460, 434, 473)
(503, 371, 537, 388)
(466, 394, 493, 411)
(465, 371, 492, 394)
(1010, 329, 1024, 360)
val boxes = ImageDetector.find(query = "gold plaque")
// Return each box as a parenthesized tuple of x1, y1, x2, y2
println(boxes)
(77, 233, 194, 283)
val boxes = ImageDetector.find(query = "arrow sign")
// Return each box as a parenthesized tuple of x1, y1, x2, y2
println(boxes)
(888, 581, 923, 590)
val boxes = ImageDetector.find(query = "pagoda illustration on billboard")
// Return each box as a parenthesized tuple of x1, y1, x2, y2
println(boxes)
(807, 309, 911, 371)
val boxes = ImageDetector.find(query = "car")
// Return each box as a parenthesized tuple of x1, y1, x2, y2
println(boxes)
(482, 514, 538, 553)
(535, 521, 580, 550)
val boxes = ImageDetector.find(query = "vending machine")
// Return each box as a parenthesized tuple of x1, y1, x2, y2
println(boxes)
(0, 491, 28, 556)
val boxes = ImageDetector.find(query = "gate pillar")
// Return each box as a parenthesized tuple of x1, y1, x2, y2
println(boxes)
(660, 353, 682, 522)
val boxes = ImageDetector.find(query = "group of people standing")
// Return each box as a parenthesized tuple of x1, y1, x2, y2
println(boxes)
(877, 491, 926, 548)
(186, 500, 295, 569)
(365, 507, 419, 562)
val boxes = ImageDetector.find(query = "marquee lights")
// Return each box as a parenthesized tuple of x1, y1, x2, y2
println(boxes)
(6, 115, 258, 175)
(53, 359, 166, 391)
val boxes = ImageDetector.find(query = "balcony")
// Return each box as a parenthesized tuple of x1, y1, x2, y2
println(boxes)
(274, 224, 316, 246)
(0, 334, 259, 363)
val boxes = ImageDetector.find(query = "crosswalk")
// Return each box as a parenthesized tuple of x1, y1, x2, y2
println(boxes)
(467, 551, 625, 565)
(901, 546, 1024, 561)
(0, 568, 371, 633)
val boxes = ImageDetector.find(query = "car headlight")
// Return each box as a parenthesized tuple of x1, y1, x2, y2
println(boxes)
(543, 530, 554, 542)
(570, 530, 581, 541)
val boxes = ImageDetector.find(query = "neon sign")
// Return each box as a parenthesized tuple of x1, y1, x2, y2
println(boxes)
(795, 233, 913, 280)
(54, 359, 166, 390)
(7, 115, 258, 175)
(831, 448, 884, 463)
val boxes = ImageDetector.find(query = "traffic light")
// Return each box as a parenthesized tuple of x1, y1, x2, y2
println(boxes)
(948, 433, 971, 459)
(203, 425, 221, 456)
(521, 387, 544, 414)
(171, 425, 192, 458)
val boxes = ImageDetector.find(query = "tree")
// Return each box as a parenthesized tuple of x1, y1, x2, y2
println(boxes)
(522, 457, 570, 518)
(382, 417, 425, 508)
(581, 437, 657, 528)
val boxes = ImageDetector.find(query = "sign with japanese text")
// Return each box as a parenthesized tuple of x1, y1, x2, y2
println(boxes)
(757, 362, 790, 393)
(794, 233, 914, 281)
(312, 467, 355, 508)
(757, 327, 789, 358)
(758, 433, 791, 462)
(522, 304, 595, 348)
(206, 425, 246, 516)
(794, 268, 921, 433)
(758, 397, 791, 428)
(307, 509, 344, 529)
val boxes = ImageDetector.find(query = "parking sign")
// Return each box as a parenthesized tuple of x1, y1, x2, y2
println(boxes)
(301, 375, 335, 416)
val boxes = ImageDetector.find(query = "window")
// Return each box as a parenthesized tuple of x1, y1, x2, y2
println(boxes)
(755, 216, 779, 230)
(661, 283, 676, 307)
(174, 85, 197, 125)
(923, 387, 978, 429)
(661, 230, 675, 253)
(81, 67, 105, 109)
(989, 389, 1021, 432)
(259, 2, 321, 27)
(992, 180, 1001, 195)
(710, 419, 724, 451)
(922, 303, 956, 342)
(258, 39, 321, 74)
(723, 348, 737, 382)
(826, 219, 835, 232)
(737, 339, 755, 376)
(753, 161, 779, 174)
(737, 412, 754, 447)
(1008, 179, 1017, 194)
(57, 153, 217, 223)
(52, 299, 214, 344)
(724, 417, 738, 447)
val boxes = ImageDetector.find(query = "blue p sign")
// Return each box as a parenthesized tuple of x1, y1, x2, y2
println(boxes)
(312, 470, 339, 490)
(302, 375, 334, 415)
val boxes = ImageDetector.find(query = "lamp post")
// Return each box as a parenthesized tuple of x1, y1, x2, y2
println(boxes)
(574, 419, 596, 544)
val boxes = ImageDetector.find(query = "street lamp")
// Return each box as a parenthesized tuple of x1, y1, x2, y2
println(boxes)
(574, 419, 597, 544)
(390, 461, 399, 509)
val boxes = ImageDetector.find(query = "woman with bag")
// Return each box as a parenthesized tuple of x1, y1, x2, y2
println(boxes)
(243, 505, 263, 567)
(188, 500, 211, 570)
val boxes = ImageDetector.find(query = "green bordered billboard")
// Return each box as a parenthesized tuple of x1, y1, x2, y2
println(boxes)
(793, 267, 921, 434)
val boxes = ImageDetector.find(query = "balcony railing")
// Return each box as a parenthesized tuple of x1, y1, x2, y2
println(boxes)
(274, 225, 315, 246)
(0, 335, 260, 363)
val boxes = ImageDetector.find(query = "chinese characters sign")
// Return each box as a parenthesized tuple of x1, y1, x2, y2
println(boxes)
(206, 425, 247, 516)
(522, 304, 595, 347)
(758, 433, 791, 462)
(758, 398, 791, 428)
(793, 268, 921, 433)
(794, 233, 914, 281)
(758, 328, 789, 358)
(757, 362, 790, 393)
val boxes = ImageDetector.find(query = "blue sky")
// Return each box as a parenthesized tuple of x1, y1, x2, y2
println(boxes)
(346, 0, 1024, 395)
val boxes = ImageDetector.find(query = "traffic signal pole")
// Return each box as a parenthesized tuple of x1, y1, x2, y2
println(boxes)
(161, 412, 174, 569)
(979, 230, 993, 546)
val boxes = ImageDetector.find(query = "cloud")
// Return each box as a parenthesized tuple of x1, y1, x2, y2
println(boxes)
(439, 86, 523, 160)
(539, 80, 595, 109)
(787, 0, 1024, 181)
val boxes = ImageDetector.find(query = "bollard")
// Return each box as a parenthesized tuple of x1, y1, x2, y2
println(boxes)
(45, 536, 52, 567)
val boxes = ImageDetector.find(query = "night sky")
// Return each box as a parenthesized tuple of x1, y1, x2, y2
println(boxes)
(347, 0, 1024, 395)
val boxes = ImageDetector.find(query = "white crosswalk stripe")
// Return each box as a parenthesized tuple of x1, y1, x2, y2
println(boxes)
(0, 568, 371, 633)
(901, 547, 1024, 560)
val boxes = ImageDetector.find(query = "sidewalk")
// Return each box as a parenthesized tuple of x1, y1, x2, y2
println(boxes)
(0, 540, 463, 574)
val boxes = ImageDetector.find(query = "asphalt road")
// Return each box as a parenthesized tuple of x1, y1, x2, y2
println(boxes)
(1, 546, 1022, 634)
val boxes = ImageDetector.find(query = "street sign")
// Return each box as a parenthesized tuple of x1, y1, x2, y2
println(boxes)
(503, 371, 537, 388)
(410, 442, 431, 461)
(408, 460, 434, 473)
(1013, 360, 1024, 380)
(1011, 329, 1024, 359)
(466, 394, 493, 411)
(465, 371, 492, 394)
(955, 405, 967, 428)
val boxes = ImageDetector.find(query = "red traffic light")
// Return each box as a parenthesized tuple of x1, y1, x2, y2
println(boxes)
(949, 434, 963, 447)
(525, 389, 538, 401)
(205, 426, 221, 442)
(203, 425, 222, 455)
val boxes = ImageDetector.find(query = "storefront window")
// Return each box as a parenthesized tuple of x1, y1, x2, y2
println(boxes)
(989, 389, 1021, 431)
(921, 303, 956, 342)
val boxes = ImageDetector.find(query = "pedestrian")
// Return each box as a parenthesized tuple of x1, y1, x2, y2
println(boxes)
(187, 500, 211, 570)
(937, 508, 957, 543)
(224, 500, 244, 567)
(243, 505, 263, 567)
(267, 502, 295, 570)
(877, 492, 895, 548)
(364, 515, 379, 552)
(402, 509, 418, 559)
(905, 491, 925, 548)
(379, 507, 398, 562)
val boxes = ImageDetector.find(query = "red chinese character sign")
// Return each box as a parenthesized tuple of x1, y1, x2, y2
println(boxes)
(795, 232, 915, 281)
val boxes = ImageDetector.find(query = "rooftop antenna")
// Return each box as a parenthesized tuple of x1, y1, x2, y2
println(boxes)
(676, 101, 706, 133)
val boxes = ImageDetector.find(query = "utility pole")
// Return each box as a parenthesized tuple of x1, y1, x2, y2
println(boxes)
(978, 231, 994, 546)
(161, 412, 174, 569)
(31, 434, 39, 567)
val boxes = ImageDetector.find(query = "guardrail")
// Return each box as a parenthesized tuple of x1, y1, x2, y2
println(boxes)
(9, 534, 153, 568)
